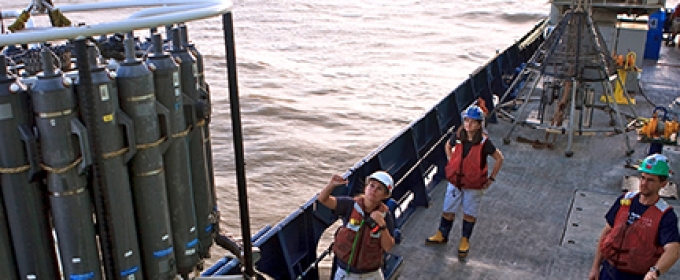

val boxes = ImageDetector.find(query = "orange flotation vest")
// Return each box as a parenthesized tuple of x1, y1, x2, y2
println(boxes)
(445, 136, 488, 189)
(333, 197, 388, 272)
(600, 191, 671, 274)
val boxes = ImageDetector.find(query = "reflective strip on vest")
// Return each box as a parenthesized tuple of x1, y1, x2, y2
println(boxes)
(347, 203, 366, 232)
(623, 191, 638, 200)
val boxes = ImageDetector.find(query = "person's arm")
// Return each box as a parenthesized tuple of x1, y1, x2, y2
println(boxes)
(489, 149, 503, 180)
(370, 211, 395, 252)
(317, 174, 348, 210)
(379, 226, 395, 252)
(589, 224, 612, 280)
(445, 139, 454, 160)
(482, 148, 504, 189)
(645, 242, 680, 279)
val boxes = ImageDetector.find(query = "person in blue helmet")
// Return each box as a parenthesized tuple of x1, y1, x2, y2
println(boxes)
(589, 154, 680, 280)
(425, 104, 504, 259)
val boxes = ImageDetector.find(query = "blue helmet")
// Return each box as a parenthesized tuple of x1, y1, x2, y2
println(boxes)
(462, 105, 485, 121)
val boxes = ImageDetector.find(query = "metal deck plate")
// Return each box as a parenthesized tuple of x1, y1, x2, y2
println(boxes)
(561, 190, 613, 252)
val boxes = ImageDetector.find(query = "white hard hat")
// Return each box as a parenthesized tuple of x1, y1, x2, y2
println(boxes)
(367, 171, 394, 194)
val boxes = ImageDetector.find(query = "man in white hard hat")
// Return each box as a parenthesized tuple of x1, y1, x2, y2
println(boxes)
(318, 171, 396, 280)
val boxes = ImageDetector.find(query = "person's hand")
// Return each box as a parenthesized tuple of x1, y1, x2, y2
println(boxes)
(370, 211, 386, 228)
(588, 267, 599, 280)
(328, 174, 348, 188)
(644, 271, 659, 280)
(481, 180, 492, 195)
(483, 180, 492, 189)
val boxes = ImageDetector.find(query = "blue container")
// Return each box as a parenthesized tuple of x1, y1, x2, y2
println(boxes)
(645, 9, 665, 60)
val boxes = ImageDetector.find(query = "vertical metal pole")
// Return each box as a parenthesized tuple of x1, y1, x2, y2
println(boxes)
(222, 12, 255, 276)
(566, 79, 577, 157)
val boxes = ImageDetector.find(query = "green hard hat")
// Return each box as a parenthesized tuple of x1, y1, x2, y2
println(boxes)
(638, 154, 670, 176)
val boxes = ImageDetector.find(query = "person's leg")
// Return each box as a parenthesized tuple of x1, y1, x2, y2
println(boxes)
(458, 188, 484, 257)
(426, 183, 461, 244)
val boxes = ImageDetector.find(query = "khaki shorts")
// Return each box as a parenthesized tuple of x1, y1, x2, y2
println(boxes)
(442, 182, 485, 217)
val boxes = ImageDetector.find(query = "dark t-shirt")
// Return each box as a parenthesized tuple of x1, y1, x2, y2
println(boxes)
(448, 134, 497, 167)
(601, 194, 680, 279)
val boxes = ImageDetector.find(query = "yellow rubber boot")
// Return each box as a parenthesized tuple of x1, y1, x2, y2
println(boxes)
(458, 237, 469, 258)
(425, 230, 448, 244)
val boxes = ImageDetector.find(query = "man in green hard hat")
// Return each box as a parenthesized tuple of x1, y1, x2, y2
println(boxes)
(589, 154, 680, 280)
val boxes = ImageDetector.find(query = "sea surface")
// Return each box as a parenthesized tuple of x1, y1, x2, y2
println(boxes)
(216, 0, 548, 236)
(1, 0, 576, 270)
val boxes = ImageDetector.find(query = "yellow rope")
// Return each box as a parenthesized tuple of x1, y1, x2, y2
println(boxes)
(196, 119, 206, 127)
(50, 186, 86, 197)
(0, 164, 31, 174)
(40, 157, 82, 174)
(172, 125, 193, 139)
(136, 136, 167, 150)
(102, 147, 130, 159)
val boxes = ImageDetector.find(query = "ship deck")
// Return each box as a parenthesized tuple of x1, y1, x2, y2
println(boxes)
(389, 44, 680, 279)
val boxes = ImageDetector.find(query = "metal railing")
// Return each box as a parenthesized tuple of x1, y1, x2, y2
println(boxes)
(0, 0, 232, 46)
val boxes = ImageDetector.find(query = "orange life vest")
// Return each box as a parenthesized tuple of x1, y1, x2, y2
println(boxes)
(333, 197, 388, 272)
(600, 191, 671, 274)
(445, 136, 488, 189)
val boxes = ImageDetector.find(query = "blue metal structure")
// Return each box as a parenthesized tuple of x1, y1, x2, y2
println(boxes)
(646, 9, 665, 60)
(212, 19, 548, 280)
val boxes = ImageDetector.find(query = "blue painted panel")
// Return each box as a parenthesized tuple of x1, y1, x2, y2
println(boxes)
(411, 110, 439, 155)
(410, 109, 447, 180)
(378, 130, 421, 200)
(487, 56, 501, 81)
(276, 213, 311, 278)
(454, 80, 475, 113)
(435, 92, 459, 134)
(498, 49, 514, 75)
(255, 199, 327, 280)
(472, 68, 489, 95)
(379, 129, 417, 175)
(506, 45, 520, 71)
(255, 228, 287, 278)
(383, 253, 403, 280)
